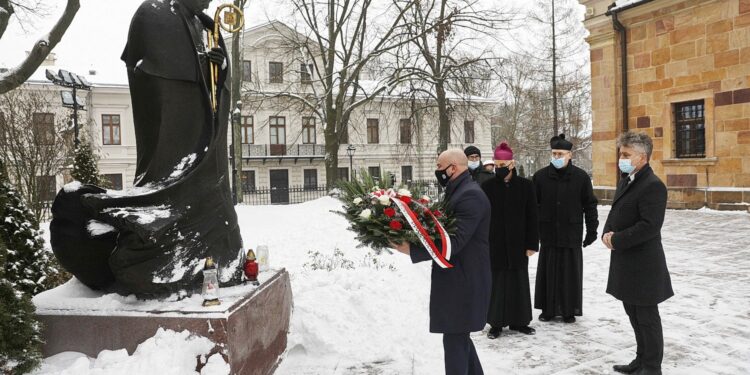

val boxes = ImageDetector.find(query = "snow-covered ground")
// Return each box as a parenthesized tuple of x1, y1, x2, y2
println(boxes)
(35, 197, 750, 374)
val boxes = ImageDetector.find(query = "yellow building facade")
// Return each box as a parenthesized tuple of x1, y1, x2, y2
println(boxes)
(580, 0, 750, 209)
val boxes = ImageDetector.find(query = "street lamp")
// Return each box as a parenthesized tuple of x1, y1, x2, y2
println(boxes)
(46, 69, 91, 147)
(231, 101, 242, 205)
(346, 144, 356, 181)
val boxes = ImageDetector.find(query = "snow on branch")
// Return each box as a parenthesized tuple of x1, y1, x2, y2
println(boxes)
(0, 0, 80, 94)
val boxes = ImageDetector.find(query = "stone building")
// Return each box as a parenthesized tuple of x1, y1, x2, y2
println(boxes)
(580, 0, 750, 209)
(231, 22, 495, 203)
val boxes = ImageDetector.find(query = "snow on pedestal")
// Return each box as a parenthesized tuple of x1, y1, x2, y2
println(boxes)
(33, 268, 292, 375)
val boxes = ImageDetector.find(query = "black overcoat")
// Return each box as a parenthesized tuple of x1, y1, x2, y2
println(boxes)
(480, 172, 539, 270)
(532, 163, 598, 248)
(410, 171, 492, 334)
(603, 165, 674, 306)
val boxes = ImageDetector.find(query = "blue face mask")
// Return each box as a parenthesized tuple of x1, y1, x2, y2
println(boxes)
(618, 159, 636, 174)
(550, 157, 566, 169)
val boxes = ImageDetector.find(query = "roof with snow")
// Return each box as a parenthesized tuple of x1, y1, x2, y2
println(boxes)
(610, 0, 651, 12)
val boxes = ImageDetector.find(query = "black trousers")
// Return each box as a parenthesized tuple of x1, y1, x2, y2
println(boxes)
(623, 302, 664, 370)
(443, 333, 484, 375)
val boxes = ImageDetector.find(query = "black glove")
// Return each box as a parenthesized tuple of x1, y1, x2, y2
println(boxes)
(583, 231, 597, 247)
(206, 47, 225, 66)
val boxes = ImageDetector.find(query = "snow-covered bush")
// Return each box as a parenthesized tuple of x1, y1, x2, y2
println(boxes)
(0, 159, 67, 296)
(71, 142, 101, 186)
(0, 279, 43, 374)
(303, 249, 355, 271)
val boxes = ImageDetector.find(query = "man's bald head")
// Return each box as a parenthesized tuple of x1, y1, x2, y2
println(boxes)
(437, 149, 468, 181)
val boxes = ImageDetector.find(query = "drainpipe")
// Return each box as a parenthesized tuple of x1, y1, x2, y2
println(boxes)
(606, 4, 628, 132)
(605, 0, 656, 132)
(605, 0, 654, 187)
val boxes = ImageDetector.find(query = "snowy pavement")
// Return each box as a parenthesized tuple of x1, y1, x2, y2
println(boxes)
(242, 199, 750, 375)
(35, 198, 750, 374)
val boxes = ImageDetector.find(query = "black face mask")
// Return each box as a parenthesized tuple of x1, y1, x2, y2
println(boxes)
(435, 165, 454, 187)
(495, 167, 511, 180)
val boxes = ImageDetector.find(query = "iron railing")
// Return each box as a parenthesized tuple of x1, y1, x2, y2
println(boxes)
(241, 144, 326, 158)
(239, 179, 444, 206)
(241, 184, 331, 205)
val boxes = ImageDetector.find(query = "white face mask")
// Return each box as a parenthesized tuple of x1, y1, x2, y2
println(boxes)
(468, 160, 481, 170)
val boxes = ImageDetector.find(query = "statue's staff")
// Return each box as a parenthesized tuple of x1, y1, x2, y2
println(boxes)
(207, 4, 245, 113)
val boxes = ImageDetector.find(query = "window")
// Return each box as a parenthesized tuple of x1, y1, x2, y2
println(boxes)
(401, 166, 413, 183)
(102, 114, 121, 145)
(338, 167, 349, 182)
(241, 116, 254, 144)
(674, 100, 705, 158)
(368, 166, 381, 180)
(241, 170, 256, 192)
(269, 116, 286, 155)
(242, 60, 252, 82)
(400, 118, 412, 144)
(464, 120, 475, 144)
(303, 169, 318, 190)
(300, 63, 313, 83)
(33, 113, 55, 145)
(302, 117, 316, 144)
(269, 62, 283, 83)
(367, 118, 379, 144)
(36, 175, 56, 202)
(101, 174, 123, 190)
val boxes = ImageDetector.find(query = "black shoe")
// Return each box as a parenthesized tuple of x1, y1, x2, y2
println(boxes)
(563, 316, 576, 323)
(487, 327, 502, 339)
(509, 325, 536, 335)
(613, 359, 641, 374)
(538, 313, 553, 322)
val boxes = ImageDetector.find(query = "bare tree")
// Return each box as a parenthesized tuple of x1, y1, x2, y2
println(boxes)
(244, 0, 432, 186)
(0, 0, 81, 94)
(0, 86, 74, 220)
(527, 0, 587, 136)
(396, 0, 517, 153)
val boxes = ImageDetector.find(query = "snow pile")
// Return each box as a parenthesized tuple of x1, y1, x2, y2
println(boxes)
(62, 181, 82, 193)
(31, 328, 228, 375)
(33, 273, 274, 317)
(103, 205, 172, 225)
(86, 220, 117, 236)
(169, 153, 197, 179)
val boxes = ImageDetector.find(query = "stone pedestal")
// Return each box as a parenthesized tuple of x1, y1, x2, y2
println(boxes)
(35, 269, 293, 375)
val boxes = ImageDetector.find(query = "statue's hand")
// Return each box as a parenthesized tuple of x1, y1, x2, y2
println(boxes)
(206, 47, 226, 67)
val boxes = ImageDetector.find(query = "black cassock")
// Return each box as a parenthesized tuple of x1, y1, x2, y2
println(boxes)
(49, 0, 243, 298)
(480, 172, 539, 328)
(532, 163, 598, 318)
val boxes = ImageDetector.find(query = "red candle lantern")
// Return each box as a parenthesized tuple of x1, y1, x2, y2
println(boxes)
(243, 249, 259, 286)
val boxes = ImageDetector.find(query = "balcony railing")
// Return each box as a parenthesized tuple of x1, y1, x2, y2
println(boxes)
(241, 144, 326, 159)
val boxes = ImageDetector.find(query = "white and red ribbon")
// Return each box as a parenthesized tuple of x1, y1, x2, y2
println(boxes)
(390, 196, 453, 268)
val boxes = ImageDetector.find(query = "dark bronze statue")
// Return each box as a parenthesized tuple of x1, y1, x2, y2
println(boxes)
(50, 0, 244, 298)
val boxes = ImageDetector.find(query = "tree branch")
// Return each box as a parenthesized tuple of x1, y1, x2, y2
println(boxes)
(0, 0, 80, 94)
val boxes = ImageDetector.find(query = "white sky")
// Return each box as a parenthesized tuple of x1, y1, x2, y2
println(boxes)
(0, 0, 587, 86)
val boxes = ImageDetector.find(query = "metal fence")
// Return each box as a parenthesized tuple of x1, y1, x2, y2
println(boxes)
(241, 184, 331, 205)
(239, 179, 444, 206)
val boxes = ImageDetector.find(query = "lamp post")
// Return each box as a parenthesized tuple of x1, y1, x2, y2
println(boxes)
(231, 101, 242, 205)
(46, 69, 91, 147)
(346, 144, 356, 181)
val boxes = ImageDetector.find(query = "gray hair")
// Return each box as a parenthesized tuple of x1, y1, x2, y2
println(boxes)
(616, 131, 653, 159)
